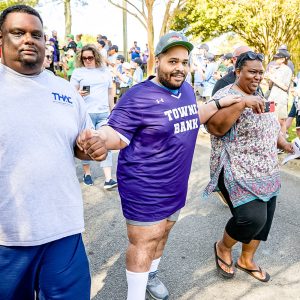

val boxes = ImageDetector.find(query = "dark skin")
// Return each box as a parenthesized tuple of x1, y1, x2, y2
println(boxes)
(0, 12, 106, 161)
(206, 59, 293, 152)
(206, 59, 265, 136)
(206, 59, 293, 279)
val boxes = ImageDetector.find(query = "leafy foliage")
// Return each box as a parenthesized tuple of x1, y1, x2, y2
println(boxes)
(171, 0, 300, 64)
(0, 0, 39, 11)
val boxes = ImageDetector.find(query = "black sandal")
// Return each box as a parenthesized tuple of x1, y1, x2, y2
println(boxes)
(235, 263, 270, 282)
(214, 242, 234, 279)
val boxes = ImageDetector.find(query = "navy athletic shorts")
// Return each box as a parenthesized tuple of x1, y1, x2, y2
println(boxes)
(0, 234, 91, 300)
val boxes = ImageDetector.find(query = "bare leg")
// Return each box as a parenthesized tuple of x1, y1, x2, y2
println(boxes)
(102, 166, 112, 182)
(237, 240, 268, 280)
(83, 164, 91, 175)
(216, 230, 237, 274)
(126, 220, 169, 272)
(279, 118, 287, 137)
(153, 220, 175, 260)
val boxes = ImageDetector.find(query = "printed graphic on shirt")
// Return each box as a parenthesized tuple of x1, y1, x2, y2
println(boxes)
(164, 104, 198, 134)
(52, 92, 73, 106)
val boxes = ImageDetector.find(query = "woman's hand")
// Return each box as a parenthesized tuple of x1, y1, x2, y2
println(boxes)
(242, 95, 265, 114)
(282, 142, 294, 154)
(218, 95, 242, 108)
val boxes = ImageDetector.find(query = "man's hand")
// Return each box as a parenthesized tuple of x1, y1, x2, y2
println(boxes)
(76, 129, 107, 161)
(218, 95, 242, 108)
(242, 95, 265, 114)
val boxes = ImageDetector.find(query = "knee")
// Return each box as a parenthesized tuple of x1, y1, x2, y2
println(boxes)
(236, 210, 267, 233)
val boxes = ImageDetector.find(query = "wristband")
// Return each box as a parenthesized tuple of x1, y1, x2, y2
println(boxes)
(214, 98, 222, 110)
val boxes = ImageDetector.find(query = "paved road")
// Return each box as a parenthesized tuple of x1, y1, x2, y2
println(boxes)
(77, 135, 300, 300)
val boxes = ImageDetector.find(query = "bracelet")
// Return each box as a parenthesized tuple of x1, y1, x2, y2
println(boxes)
(214, 98, 222, 110)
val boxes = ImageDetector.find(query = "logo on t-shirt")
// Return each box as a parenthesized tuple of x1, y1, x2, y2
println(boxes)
(164, 104, 199, 134)
(52, 92, 73, 106)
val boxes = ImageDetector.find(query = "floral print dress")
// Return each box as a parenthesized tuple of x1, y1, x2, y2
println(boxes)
(203, 84, 281, 208)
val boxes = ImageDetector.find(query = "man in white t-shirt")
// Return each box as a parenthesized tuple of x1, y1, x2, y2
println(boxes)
(0, 5, 106, 300)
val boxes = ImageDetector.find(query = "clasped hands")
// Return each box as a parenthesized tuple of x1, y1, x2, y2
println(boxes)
(76, 129, 107, 161)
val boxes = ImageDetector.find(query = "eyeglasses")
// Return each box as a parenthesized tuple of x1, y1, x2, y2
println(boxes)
(82, 56, 95, 62)
(46, 55, 52, 60)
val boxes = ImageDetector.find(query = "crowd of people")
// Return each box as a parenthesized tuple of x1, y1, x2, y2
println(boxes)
(0, 4, 298, 300)
(192, 43, 300, 141)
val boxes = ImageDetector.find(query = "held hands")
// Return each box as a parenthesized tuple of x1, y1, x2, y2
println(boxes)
(76, 129, 107, 161)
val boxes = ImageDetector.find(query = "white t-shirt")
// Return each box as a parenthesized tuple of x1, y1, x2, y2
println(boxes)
(0, 64, 89, 246)
(70, 67, 112, 113)
(269, 64, 292, 105)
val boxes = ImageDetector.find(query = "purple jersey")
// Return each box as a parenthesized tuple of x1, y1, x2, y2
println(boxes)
(108, 79, 199, 221)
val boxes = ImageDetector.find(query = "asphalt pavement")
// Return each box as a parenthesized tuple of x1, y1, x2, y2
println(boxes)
(77, 133, 300, 300)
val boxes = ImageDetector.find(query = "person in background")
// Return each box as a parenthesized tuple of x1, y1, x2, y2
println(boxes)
(286, 72, 300, 139)
(63, 34, 77, 52)
(71, 44, 117, 189)
(62, 48, 75, 80)
(43, 47, 55, 74)
(192, 43, 209, 101)
(129, 41, 140, 61)
(202, 53, 218, 101)
(97, 39, 107, 59)
(265, 51, 292, 140)
(132, 57, 144, 85)
(76, 34, 83, 51)
(212, 46, 252, 96)
(223, 53, 234, 73)
(114, 61, 133, 98)
(114, 54, 125, 102)
(141, 43, 149, 74)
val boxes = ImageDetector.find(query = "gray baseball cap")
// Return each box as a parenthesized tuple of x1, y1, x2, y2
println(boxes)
(155, 32, 194, 56)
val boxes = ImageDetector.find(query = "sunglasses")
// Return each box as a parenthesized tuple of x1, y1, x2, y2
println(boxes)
(46, 55, 52, 60)
(82, 56, 95, 62)
(236, 51, 264, 69)
(245, 51, 264, 61)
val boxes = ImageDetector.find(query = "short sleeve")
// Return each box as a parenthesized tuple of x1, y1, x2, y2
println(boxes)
(70, 69, 81, 89)
(107, 92, 143, 142)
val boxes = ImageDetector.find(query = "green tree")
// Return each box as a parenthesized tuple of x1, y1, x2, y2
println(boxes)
(108, 0, 185, 75)
(171, 0, 300, 64)
(0, 0, 39, 11)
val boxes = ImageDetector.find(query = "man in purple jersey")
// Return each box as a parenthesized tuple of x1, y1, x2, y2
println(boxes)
(77, 32, 241, 300)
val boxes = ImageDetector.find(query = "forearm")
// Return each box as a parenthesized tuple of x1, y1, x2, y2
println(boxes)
(277, 133, 289, 150)
(206, 101, 245, 137)
(108, 89, 114, 112)
(97, 125, 127, 150)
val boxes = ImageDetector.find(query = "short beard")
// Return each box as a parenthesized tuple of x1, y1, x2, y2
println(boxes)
(157, 69, 186, 90)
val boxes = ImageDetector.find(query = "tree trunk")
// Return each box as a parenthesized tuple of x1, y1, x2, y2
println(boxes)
(159, 0, 174, 37)
(64, 0, 72, 37)
(146, 0, 155, 76)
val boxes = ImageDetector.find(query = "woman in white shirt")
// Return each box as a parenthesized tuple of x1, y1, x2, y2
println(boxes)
(71, 44, 117, 190)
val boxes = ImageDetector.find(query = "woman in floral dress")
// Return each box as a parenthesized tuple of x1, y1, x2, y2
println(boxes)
(204, 52, 294, 282)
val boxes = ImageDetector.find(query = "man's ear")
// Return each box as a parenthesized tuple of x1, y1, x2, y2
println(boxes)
(0, 30, 3, 47)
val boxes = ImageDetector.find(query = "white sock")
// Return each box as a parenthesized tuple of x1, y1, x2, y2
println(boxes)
(126, 269, 149, 300)
(149, 257, 161, 273)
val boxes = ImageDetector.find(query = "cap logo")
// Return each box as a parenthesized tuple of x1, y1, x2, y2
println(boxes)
(167, 36, 183, 43)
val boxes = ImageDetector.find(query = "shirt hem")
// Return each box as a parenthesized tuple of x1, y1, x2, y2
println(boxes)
(0, 227, 84, 247)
